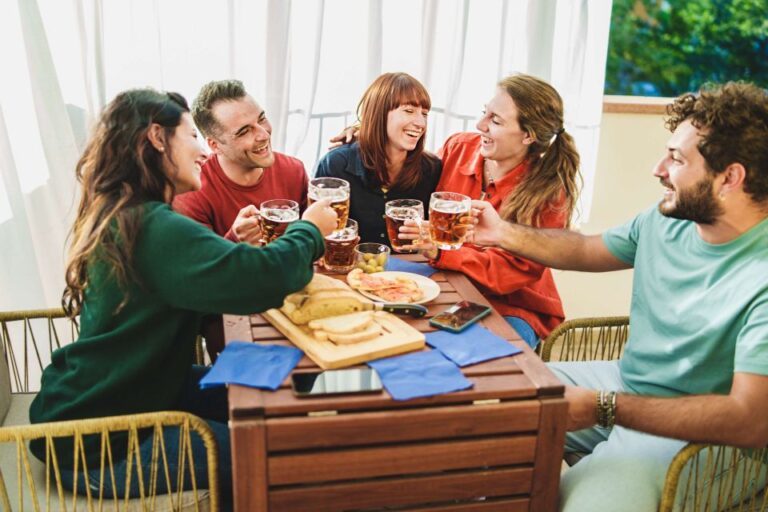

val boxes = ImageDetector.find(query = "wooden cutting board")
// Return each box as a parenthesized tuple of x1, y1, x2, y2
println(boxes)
(262, 308, 425, 369)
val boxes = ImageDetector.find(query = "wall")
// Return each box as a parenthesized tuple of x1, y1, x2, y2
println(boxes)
(554, 106, 670, 319)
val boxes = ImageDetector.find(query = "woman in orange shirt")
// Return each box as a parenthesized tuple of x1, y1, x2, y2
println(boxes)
(402, 74, 581, 348)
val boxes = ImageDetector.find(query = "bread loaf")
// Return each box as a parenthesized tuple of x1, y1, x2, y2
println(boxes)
(308, 311, 374, 334)
(327, 323, 382, 344)
(281, 274, 370, 325)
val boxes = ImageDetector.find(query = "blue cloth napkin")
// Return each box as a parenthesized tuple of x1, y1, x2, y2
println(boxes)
(425, 324, 522, 367)
(199, 341, 302, 390)
(368, 350, 473, 400)
(385, 256, 438, 277)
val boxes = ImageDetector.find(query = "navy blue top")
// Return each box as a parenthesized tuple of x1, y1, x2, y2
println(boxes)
(314, 143, 442, 245)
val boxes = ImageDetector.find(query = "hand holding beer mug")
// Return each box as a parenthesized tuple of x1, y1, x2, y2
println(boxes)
(385, 199, 424, 253)
(308, 177, 350, 231)
(322, 219, 359, 273)
(428, 192, 472, 250)
(259, 199, 299, 244)
(230, 204, 262, 245)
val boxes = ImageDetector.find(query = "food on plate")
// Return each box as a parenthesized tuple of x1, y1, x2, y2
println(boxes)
(281, 273, 369, 324)
(346, 269, 425, 303)
(371, 284, 423, 303)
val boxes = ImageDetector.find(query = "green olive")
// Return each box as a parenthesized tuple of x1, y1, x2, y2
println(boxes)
(356, 261, 366, 270)
(363, 253, 374, 262)
(374, 265, 384, 273)
(364, 264, 377, 273)
(376, 253, 388, 266)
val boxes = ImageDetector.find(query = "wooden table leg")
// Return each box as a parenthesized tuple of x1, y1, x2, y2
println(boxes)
(231, 418, 269, 511)
(530, 397, 568, 512)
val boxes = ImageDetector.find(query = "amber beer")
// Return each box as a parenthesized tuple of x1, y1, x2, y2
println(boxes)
(428, 192, 471, 250)
(259, 199, 299, 244)
(384, 199, 424, 253)
(322, 219, 359, 273)
(308, 177, 351, 230)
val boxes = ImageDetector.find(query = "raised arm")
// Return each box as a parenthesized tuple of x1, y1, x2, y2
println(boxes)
(471, 200, 630, 272)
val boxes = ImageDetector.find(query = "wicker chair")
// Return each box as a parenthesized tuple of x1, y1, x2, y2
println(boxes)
(541, 316, 768, 512)
(0, 308, 219, 511)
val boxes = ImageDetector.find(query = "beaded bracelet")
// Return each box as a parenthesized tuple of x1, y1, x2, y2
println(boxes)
(596, 390, 617, 428)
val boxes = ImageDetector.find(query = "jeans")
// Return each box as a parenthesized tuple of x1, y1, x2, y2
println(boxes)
(504, 316, 539, 349)
(60, 365, 232, 510)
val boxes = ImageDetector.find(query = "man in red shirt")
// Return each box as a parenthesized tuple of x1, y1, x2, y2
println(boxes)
(173, 79, 308, 244)
(173, 80, 309, 359)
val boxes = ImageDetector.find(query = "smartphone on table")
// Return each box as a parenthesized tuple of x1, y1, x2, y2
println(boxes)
(291, 368, 383, 397)
(429, 300, 492, 333)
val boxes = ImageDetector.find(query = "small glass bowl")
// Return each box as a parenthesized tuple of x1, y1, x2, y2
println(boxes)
(354, 243, 390, 273)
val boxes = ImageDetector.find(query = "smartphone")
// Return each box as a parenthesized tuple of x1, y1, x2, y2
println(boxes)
(291, 368, 383, 397)
(429, 300, 492, 333)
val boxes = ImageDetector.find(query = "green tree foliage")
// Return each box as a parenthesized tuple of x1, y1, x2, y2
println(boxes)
(606, 0, 768, 96)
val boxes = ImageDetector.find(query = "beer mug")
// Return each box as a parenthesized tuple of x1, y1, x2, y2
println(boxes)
(322, 219, 359, 273)
(384, 199, 424, 253)
(259, 199, 299, 244)
(308, 177, 351, 231)
(428, 192, 472, 250)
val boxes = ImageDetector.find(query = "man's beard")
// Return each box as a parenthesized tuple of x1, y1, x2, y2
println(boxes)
(658, 175, 723, 225)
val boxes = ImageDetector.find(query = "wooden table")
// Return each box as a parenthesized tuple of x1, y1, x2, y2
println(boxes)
(224, 263, 567, 512)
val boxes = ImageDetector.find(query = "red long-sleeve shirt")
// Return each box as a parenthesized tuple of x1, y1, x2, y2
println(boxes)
(173, 153, 308, 242)
(432, 132, 566, 338)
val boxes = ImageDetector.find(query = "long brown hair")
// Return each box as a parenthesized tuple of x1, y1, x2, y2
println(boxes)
(497, 74, 581, 227)
(62, 89, 189, 317)
(357, 72, 438, 190)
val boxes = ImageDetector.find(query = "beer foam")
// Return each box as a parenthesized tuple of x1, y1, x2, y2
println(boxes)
(431, 200, 469, 214)
(309, 188, 349, 202)
(387, 207, 422, 221)
(326, 226, 357, 241)
(263, 209, 299, 222)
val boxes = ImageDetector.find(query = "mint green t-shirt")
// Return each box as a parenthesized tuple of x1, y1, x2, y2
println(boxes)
(603, 206, 768, 397)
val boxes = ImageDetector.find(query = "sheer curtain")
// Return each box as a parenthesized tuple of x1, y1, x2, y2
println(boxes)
(0, 0, 611, 310)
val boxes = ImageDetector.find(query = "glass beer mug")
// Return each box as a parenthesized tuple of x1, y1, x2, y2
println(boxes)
(308, 177, 351, 231)
(428, 192, 472, 250)
(259, 199, 300, 244)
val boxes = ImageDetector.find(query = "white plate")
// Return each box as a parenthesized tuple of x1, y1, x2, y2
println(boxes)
(354, 271, 440, 305)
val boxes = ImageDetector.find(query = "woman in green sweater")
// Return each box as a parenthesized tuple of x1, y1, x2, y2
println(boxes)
(28, 89, 336, 508)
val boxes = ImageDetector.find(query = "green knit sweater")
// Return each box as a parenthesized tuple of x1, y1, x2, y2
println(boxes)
(29, 202, 323, 462)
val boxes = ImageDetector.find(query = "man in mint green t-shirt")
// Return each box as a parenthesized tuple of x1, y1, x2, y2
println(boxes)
(470, 81, 768, 512)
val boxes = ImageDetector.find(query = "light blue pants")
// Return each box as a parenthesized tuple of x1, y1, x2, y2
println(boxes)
(549, 360, 768, 512)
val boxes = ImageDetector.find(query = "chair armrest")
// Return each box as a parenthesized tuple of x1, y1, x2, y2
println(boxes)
(540, 316, 629, 362)
(660, 442, 768, 512)
(0, 411, 219, 511)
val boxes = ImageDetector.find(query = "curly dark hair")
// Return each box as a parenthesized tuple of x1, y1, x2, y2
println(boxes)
(666, 82, 768, 204)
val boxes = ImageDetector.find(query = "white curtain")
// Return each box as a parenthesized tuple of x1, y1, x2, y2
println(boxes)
(0, 0, 611, 310)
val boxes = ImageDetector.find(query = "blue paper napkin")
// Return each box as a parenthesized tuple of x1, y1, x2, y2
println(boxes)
(368, 350, 473, 400)
(385, 256, 438, 277)
(425, 324, 521, 367)
(199, 341, 303, 390)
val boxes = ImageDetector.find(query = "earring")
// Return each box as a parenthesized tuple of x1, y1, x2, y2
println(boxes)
(159, 147, 165, 153)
